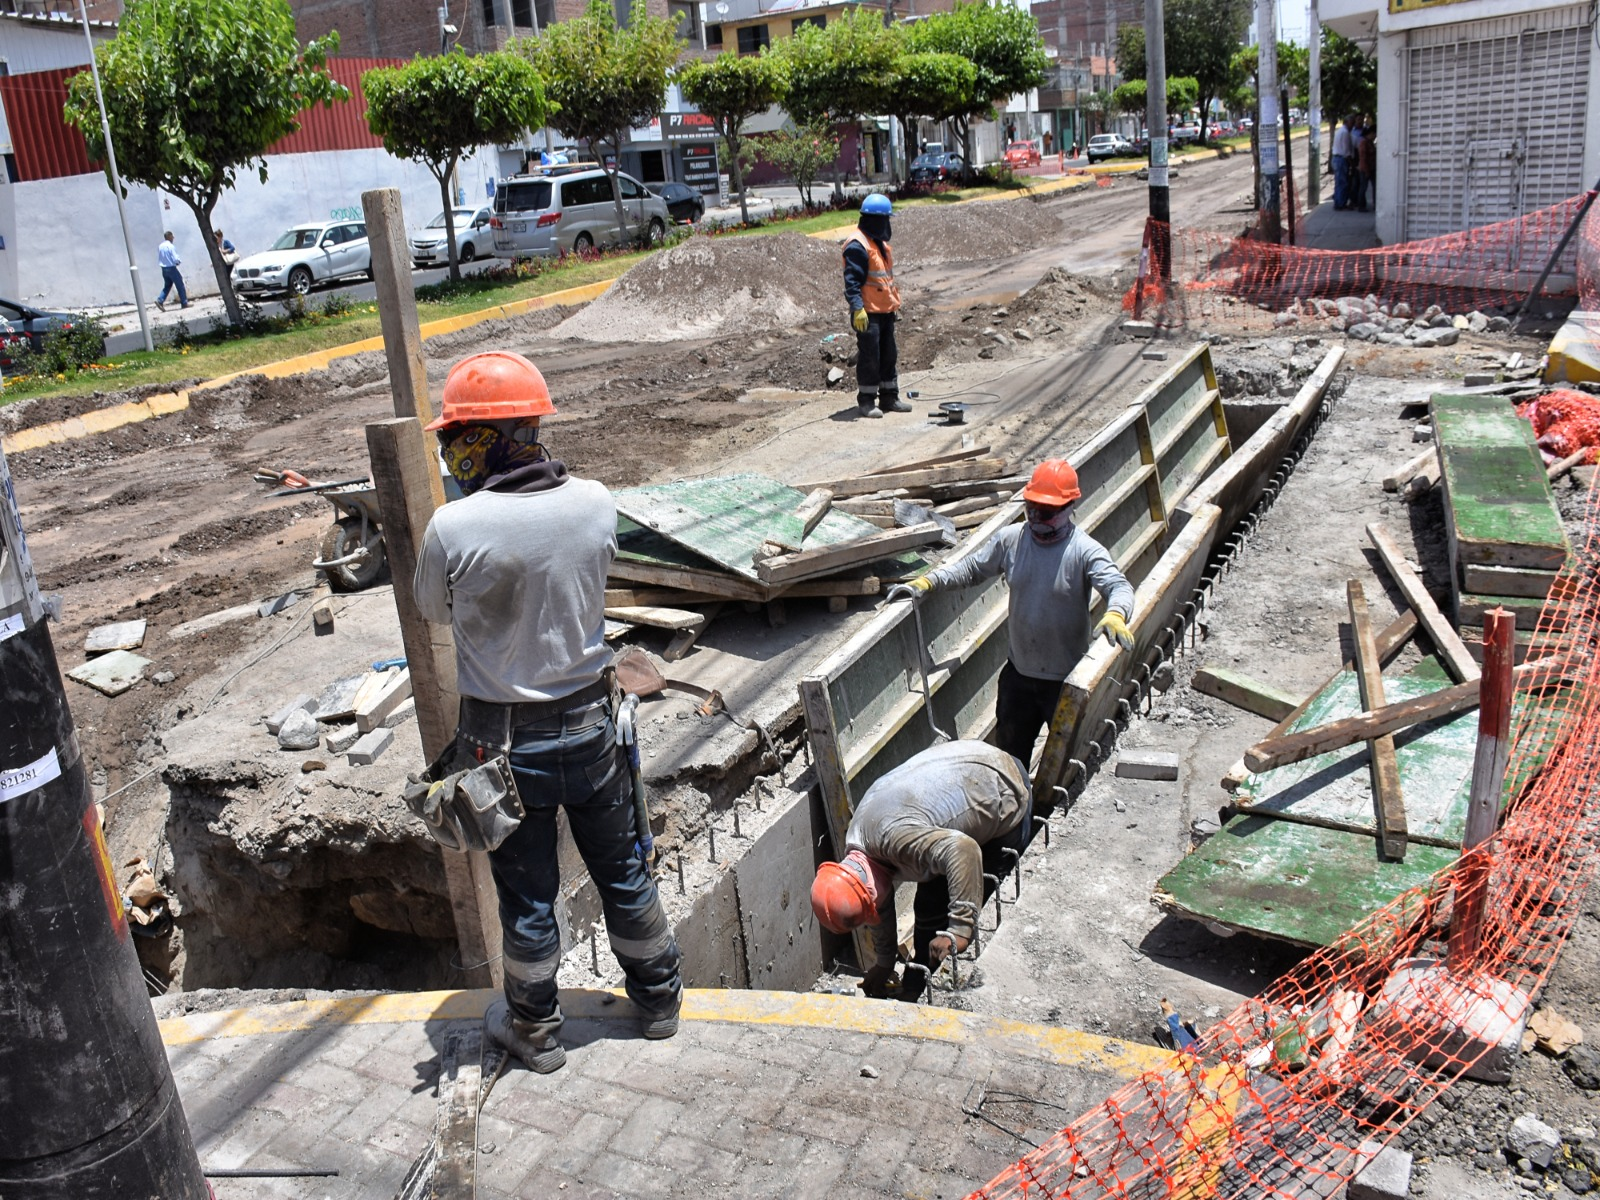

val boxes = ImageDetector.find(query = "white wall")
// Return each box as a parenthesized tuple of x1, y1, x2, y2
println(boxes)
(0, 143, 499, 309)
(1375, 31, 1403, 245)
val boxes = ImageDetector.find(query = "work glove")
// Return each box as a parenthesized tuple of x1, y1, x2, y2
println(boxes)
(852, 307, 869, 333)
(927, 932, 968, 971)
(885, 577, 932, 604)
(859, 963, 899, 999)
(1096, 611, 1135, 653)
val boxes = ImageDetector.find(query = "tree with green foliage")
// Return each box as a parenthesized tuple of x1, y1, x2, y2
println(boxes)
(1081, 89, 1112, 137)
(884, 51, 977, 183)
(777, 8, 901, 198)
(363, 52, 545, 282)
(63, 0, 346, 326)
(523, 0, 682, 246)
(678, 51, 784, 225)
(1114, 0, 1249, 142)
(1112, 79, 1146, 116)
(758, 119, 840, 209)
(1228, 42, 1310, 200)
(1115, 26, 1146, 83)
(1167, 76, 1200, 117)
(1320, 28, 1376, 162)
(907, 1, 1049, 172)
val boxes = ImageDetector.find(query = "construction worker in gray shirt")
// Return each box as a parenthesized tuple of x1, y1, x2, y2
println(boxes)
(888, 459, 1135, 773)
(810, 740, 1031, 1001)
(414, 351, 682, 1075)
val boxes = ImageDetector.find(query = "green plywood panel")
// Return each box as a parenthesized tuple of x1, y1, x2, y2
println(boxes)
(1432, 394, 1569, 570)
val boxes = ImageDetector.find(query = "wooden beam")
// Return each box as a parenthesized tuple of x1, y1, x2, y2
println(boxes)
(754, 523, 946, 585)
(1348, 580, 1407, 862)
(604, 587, 721, 607)
(1191, 666, 1301, 722)
(833, 498, 898, 516)
(775, 576, 881, 598)
(933, 490, 1013, 517)
(764, 488, 834, 554)
(952, 506, 1003, 530)
(1243, 654, 1565, 774)
(603, 605, 708, 631)
(1547, 448, 1588, 483)
(1367, 522, 1480, 683)
(1382, 446, 1437, 492)
(1460, 563, 1558, 599)
(607, 559, 769, 601)
(355, 669, 413, 733)
(924, 474, 1029, 501)
(799, 458, 1009, 499)
(362, 188, 433, 427)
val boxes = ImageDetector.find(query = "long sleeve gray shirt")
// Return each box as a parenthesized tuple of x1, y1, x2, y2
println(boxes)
(414, 476, 615, 704)
(845, 740, 1031, 966)
(926, 523, 1134, 681)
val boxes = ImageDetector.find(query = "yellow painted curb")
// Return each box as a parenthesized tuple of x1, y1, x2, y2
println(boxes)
(159, 986, 1171, 1080)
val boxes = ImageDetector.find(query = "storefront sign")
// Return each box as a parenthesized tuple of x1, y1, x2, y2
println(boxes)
(665, 112, 718, 141)
(680, 142, 720, 196)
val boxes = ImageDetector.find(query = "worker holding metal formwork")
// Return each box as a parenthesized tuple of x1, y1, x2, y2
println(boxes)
(844, 193, 911, 419)
(887, 460, 1136, 770)
(413, 351, 682, 1075)
(810, 740, 1032, 1001)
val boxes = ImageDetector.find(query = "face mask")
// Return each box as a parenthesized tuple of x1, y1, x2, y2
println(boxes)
(439, 424, 547, 495)
(1027, 503, 1074, 543)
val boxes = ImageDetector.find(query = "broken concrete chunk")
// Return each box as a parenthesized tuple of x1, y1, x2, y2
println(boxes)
(314, 674, 367, 722)
(67, 649, 151, 696)
(1565, 1044, 1600, 1090)
(1347, 322, 1382, 342)
(1372, 957, 1530, 1083)
(1413, 327, 1460, 348)
(324, 723, 361, 754)
(1463, 372, 1496, 387)
(1507, 1114, 1560, 1169)
(85, 619, 147, 655)
(276, 708, 321, 751)
(1115, 751, 1180, 781)
(265, 693, 317, 735)
(257, 591, 303, 618)
(1348, 1141, 1413, 1200)
(347, 727, 394, 766)
(825, 366, 845, 385)
(381, 698, 417, 730)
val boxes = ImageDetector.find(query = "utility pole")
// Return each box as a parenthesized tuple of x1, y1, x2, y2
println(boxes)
(1144, 0, 1171, 281)
(0, 445, 208, 1199)
(1257, 0, 1282, 242)
(1306, 0, 1322, 208)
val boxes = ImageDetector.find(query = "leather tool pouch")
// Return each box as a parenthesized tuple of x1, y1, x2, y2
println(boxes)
(401, 700, 523, 853)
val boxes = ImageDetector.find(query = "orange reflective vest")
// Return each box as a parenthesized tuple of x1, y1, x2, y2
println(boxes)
(843, 231, 901, 314)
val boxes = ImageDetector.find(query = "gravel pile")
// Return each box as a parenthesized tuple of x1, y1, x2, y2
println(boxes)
(552, 232, 840, 343)
(1004, 265, 1120, 327)
(890, 197, 1062, 264)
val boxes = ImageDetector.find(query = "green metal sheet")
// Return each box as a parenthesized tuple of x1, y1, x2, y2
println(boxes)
(1432, 394, 1569, 570)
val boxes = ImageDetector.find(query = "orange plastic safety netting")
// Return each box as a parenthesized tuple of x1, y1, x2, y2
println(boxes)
(1520, 390, 1600, 466)
(968, 478, 1600, 1200)
(1124, 193, 1593, 329)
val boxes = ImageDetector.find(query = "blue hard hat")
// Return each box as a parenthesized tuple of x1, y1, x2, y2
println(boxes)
(861, 193, 892, 215)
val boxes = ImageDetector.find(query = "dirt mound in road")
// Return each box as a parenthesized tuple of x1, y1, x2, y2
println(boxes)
(890, 197, 1062, 264)
(552, 232, 841, 343)
(1005, 266, 1124, 327)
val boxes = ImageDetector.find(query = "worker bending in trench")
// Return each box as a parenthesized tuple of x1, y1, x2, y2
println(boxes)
(811, 740, 1031, 1001)
(415, 350, 682, 1074)
(889, 460, 1136, 771)
(844, 193, 911, 419)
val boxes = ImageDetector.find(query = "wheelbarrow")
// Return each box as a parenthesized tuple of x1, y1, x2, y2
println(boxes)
(257, 469, 387, 592)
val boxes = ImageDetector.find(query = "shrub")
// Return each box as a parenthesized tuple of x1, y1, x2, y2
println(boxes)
(17, 313, 109, 376)
(320, 291, 357, 317)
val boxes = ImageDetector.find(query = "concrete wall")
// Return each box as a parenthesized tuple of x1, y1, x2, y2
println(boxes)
(0, 143, 499, 309)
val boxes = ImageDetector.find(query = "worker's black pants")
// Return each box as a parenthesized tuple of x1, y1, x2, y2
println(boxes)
(993, 660, 1065, 773)
(855, 311, 899, 408)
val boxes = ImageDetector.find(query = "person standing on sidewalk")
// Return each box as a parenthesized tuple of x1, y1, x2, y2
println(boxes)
(887, 459, 1135, 771)
(843, 193, 910, 419)
(154, 231, 188, 310)
(1331, 116, 1352, 210)
(414, 351, 683, 1075)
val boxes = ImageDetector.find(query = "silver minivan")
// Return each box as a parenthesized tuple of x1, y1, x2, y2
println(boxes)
(490, 168, 670, 258)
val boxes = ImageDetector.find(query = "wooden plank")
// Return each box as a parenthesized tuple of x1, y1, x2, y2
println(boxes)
(798, 458, 1010, 499)
(933, 491, 1012, 517)
(1191, 666, 1301, 722)
(952, 506, 1003, 530)
(776, 576, 881, 598)
(85, 619, 147, 654)
(1456, 591, 1555, 625)
(865, 445, 991, 475)
(1547, 448, 1588, 483)
(766, 488, 834, 553)
(603, 605, 708, 631)
(754, 523, 946, 585)
(431, 1027, 481, 1199)
(1367, 521, 1480, 683)
(921, 474, 1029, 501)
(607, 559, 770, 601)
(1403, 453, 1442, 501)
(1382, 446, 1437, 492)
(1460, 563, 1559, 599)
(833, 498, 898, 516)
(1348, 580, 1407, 862)
(356, 669, 413, 733)
(604, 587, 721, 607)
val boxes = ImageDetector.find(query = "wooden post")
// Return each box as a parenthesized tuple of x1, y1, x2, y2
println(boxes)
(1347, 580, 1407, 861)
(1449, 607, 1516, 971)
(362, 187, 434, 427)
(366, 421, 501, 989)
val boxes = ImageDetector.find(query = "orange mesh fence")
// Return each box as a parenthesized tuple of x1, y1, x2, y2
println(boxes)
(1520, 390, 1600, 465)
(1124, 194, 1591, 328)
(969, 476, 1600, 1200)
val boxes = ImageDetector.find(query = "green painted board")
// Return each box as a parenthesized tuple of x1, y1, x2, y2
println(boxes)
(616, 518, 927, 582)
(1234, 658, 1476, 847)
(1432, 394, 1569, 570)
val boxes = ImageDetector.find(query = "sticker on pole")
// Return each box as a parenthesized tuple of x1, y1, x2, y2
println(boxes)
(0, 746, 61, 804)
(0, 611, 23, 644)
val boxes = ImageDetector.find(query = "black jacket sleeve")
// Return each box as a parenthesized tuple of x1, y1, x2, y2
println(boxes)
(843, 241, 869, 312)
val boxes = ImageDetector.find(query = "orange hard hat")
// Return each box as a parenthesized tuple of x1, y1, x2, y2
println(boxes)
(811, 860, 878, 934)
(425, 351, 556, 431)
(1021, 459, 1081, 506)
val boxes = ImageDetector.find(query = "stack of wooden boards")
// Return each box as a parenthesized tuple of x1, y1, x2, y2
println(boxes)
(603, 449, 1017, 660)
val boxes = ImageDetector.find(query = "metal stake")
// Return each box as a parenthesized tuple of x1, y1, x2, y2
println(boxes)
(590, 925, 599, 974)
(676, 848, 685, 894)
(708, 823, 717, 863)
(733, 805, 742, 838)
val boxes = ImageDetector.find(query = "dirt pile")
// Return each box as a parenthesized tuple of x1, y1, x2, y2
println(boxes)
(1005, 265, 1123, 326)
(552, 232, 841, 343)
(890, 197, 1062, 264)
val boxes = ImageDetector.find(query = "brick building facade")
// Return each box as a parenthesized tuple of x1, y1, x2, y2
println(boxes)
(289, 0, 675, 59)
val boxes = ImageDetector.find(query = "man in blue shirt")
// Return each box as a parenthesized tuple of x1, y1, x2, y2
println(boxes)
(155, 231, 188, 311)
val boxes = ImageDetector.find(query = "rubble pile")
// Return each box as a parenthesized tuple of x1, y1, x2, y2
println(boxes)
(1277, 295, 1518, 346)
(889, 197, 1061, 264)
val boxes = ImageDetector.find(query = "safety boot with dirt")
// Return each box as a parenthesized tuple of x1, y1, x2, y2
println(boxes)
(641, 1004, 680, 1040)
(484, 998, 566, 1073)
(858, 402, 884, 419)
(879, 397, 912, 414)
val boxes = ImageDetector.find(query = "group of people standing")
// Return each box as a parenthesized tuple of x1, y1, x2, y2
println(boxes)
(1331, 114, 1376, 213)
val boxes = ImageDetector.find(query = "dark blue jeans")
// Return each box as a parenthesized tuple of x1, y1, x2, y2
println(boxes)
(490, 708, 681, 1030)
(157, 265, 187, 307)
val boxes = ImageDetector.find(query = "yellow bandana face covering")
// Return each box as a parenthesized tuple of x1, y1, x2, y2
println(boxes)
(439, 424, 546, 495)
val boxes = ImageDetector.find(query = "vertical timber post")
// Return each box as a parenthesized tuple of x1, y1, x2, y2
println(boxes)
(0, 446, 208, 1199)
(1257, 0, 1282, 243)
(1144, 0, 1171, 283)
(1448, 607, 1515, 971)
(1307, 0, 1322, 209)
(362, 186, 502, 989)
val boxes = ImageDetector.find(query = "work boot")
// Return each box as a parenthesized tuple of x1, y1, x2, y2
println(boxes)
(857, 402, 883, 419)
(484, 998, 566, 1074)
(640, 1004, 680, 1040)
(879, 397, 912, 414)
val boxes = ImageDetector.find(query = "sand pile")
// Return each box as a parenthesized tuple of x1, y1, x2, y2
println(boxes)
(1005, 266, 1122, 326)
(553, 232, 841, 343)
(889, 198, 1062, 264)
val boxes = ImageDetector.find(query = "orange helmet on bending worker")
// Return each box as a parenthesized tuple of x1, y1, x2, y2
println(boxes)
(811, 859, 879, 934)
(424, 350, 556, 431)
(1021, 459, 1082, 507)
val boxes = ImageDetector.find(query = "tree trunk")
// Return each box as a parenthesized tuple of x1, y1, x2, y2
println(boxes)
(956, 116, 972, 180)
(183, 196, 241, 326)
(438, 163, 461, 283)
(606, 133, 630, 246)
(730, 126, 749, 225)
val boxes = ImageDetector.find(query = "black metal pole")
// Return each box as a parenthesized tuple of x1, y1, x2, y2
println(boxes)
(0, 445, 208, 1200)
(1144, 0, 1171, 281)
(1282, 85, 1296, 246)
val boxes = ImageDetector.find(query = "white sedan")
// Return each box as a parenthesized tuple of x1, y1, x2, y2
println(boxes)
(409, 206, 492, 267)
(232, 220, 371, 297)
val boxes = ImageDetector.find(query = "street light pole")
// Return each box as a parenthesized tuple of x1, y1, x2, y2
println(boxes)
(1257, 0, 1282, 242)
(77, 0, 152, 353)
(1144, 0, 1170, 281)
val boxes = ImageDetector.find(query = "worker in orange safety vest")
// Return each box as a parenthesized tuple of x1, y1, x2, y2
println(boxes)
(843, 193, 909, 419)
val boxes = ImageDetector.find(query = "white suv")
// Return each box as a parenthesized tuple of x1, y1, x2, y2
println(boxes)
(490, 168, 670, 259)
(232, 221, 371, 296)
(1086, 133, 1135, 164)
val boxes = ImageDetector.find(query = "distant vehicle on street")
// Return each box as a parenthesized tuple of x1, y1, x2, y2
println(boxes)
(1085, 133, 1134, 163)
(232, 221, 371, 297)
(490, 167, 670, 258)
(409, 206, 491, 267)
(1003, 140, 1042, 168)
(648, 181, 705, 224)
(1171, 123, 1203, 144)
(909, 151, 965, 183)
(0, 297, 82, 369)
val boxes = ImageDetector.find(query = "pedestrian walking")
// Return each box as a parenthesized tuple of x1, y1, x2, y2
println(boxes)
(414, 351, 683, 1074)
(155, 231, 188, 310)
(213, 228, 238, 267)
(843, 193, 909, 419)
(1331, 116, 1352, 210)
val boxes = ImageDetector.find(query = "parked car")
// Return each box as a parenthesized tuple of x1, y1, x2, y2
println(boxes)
(490, 168, 670, 258)
(1171, 123, 1203, 145)
(1085, 133, 1134, 163)
(0, 298, 80, 369)
(1003, 140, 1042, 168)
(648, 181, 705, 224)
(232, 221, 371, 297)
(908, 151, 965, 183)
(409, 206, 491, 267)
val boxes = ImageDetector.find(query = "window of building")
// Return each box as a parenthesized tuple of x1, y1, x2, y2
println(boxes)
(482, 0, 498, 26)
(736, 23, 769, 54)
(793, 14, 825, 32)
(512, 0, 533, 26)
(707, 22, 723, 45)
